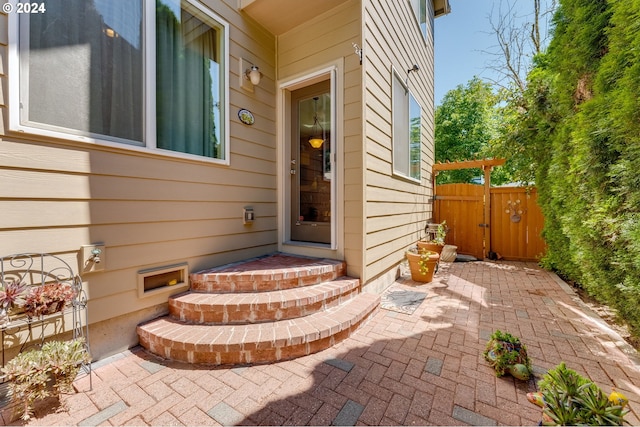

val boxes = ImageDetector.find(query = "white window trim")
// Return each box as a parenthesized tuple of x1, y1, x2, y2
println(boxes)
(408, 0, 428, 41)
(391, 67, 422, 183)
(7, 0, 230, 165)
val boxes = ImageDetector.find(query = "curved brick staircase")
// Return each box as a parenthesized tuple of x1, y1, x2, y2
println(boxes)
(137, 253, 380, 365)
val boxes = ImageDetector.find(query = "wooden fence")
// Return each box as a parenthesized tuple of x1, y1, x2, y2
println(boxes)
(434, 184, 545, 261)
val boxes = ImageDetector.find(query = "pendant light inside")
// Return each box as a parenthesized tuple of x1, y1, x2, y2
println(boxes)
(309, 97, 324, 149)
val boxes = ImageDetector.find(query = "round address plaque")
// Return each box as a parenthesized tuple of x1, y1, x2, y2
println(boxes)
(238, 109, 255, 125)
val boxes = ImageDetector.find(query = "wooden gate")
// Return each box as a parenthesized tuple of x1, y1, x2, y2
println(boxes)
(433, 184, 484, 259)
(434, 184, 546, 261)
(490, 187, 545, 261)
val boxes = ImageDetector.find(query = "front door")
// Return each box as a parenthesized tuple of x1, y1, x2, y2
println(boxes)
(290, 80, 332, 244)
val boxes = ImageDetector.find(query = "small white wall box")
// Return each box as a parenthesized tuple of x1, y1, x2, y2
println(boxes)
(137, 263, 189, 298)
(243, 207, 255, 224)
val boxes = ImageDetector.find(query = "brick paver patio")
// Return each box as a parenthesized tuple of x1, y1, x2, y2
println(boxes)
(15, 260, 640, 426)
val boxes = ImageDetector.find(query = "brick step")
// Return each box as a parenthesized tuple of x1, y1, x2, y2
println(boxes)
(189, 253, 346, 293)
(170, 277, 360, 324)
(137, 292, 380, 365)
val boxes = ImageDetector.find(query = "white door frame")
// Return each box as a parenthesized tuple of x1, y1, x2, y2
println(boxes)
(277, 60, 344, 259)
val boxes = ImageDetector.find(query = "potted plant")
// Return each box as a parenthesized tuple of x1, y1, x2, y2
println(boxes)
(1, 338, 91, 420)
(527, 362, 628, 426)
(483, 330, 532, 380)
(24, 282, 76, 318)
(418, 221, 448, 255)
(406, 246, 440, 282)
(0, 280, 29, 326)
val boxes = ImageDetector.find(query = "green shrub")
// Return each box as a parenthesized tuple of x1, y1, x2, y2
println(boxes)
(523, 0, 640, 338)
(539, 362, 627, 426)
(1, 338, 91, 420)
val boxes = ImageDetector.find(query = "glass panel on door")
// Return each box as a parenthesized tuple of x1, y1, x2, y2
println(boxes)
(290, 81, 331, 244)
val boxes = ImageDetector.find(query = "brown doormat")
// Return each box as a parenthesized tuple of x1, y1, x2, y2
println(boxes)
(380, 287, 427, 314)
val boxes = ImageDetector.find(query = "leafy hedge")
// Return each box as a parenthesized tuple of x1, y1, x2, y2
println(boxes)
(524, 0, 640, 334)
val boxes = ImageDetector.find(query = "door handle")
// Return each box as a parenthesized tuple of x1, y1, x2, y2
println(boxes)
(478, 223, 489, 228)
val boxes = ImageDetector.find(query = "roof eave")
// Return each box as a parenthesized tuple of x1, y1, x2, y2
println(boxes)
(433, 0, 451, 18)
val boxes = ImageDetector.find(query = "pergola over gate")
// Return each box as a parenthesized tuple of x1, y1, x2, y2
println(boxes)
(432, 158, 546, 261)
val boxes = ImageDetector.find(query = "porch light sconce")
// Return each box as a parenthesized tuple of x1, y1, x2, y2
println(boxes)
(239, 58, 261, 92)
(245, 65, 262, 86)
(309, 97, 325, 149)
(352, 42, 362, 65)
(405, 64, 419, 87)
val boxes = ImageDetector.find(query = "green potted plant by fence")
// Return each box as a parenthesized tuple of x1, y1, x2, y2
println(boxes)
(418, 221, 448, 255)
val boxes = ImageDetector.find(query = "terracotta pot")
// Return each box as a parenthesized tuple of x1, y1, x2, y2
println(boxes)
(406, 250, 440, 282)
(417, 241, 444, 255)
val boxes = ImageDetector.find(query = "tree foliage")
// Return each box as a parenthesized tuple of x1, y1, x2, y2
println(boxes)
(436, 1, 557, 186)
(484, 0, 556, 92)
(434, 77, 506, 184)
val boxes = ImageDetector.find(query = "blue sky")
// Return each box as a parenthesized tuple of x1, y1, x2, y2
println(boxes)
(434, 0, 555, 105)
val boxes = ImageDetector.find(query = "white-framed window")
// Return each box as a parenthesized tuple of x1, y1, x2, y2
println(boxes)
(409, 0, 427, 39)
(9, 0, 229, 163)
(392, 69, 421, 181)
